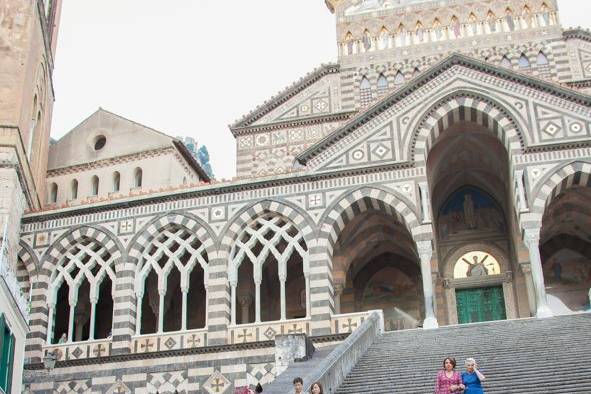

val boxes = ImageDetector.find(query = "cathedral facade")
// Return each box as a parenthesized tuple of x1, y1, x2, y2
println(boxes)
(3, 0, 591, 392)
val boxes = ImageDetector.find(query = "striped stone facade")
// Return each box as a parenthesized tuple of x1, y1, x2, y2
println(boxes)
(14, 1, 591, 392)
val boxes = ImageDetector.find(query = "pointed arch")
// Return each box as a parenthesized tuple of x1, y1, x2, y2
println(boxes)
(409, 92, 525, 164)
(394, 70, 405, 85)
(537, 51, 549, 65)
(500, 55, 512, 68)
(378, 26, 389, 50)
(377, 74, 388, 96)
(519, 53, 531, 69)
(317, 186, 425, 257)
(530, 161, 591, 216)
(362, 29, 372, 51)
(451, 15, 461, 38)
(359, 76, 372, 107)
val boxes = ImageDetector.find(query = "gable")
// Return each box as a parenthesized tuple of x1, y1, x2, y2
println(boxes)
(300, 55, 591, 173)
(230, 64, 344, 131)
(48, 109, 175, 170)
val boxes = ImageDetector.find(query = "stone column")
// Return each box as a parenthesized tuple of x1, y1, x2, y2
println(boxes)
(418, 182, 432, 224)
(523, 228, 553, 318)
(334, 283, 344, 314)
(67, 301, 76, 342)
(230, 281, 237, 325)
(254, 279, 262, 323)
(239, 295, 252, 324)
(181, 287, 188, 331)
(158, 290, 165, 333)
(88, 298, 97, 340)
(417, 241, 439, 329)
(46, 304, 55, 344)
(135, 291, 143, 335)
(279, 273, 287, 321)
(304, 273, 311, 319)
(520, 263, 536, 316)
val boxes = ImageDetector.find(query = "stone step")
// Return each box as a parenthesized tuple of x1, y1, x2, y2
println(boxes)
(335, 314, 591, 394)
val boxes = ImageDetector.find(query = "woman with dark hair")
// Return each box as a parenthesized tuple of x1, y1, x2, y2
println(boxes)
(435, 357, 465, 394)
(310, 382, 323, 394)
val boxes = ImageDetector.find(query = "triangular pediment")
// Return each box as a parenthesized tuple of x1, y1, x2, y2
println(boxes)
(48, 108, 177, 170)
(297, 53, 591, 173)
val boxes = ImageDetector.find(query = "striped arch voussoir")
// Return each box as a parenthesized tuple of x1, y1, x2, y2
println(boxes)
(127, 212, 216, 260)
(320, 187, 421, 253)
(410, 93, 524, 163)
(219, 199, 316, 257)
(18, 241, 39, 277)
(41, 225, 124, 276)
(531, 161, 591, 215)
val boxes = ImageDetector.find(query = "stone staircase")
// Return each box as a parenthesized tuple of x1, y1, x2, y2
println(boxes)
(335, 314, 591, 394)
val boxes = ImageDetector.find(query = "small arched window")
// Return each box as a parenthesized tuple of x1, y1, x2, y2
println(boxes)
(505, 8, 515, 31)
(113, 171, 120, 192)
(500, 55, 512, 68)
(376, 74, 388, 96)
(359, 77, 372, 107)
(49, 183, 58, 204)
(451, 16, 461, 38)
(487, 10, 497, 32)
(134, 167, 143, 188)
(345, 32, 354, 55)
(91, 175, 99, 196)
(518, 54, 531, 69)
(537, 51, 549, 65)
(70, 179, 78, 200)
(394, 71, 405, 85)
(378, 27, 389, 50)
(362, 30, 372, 51)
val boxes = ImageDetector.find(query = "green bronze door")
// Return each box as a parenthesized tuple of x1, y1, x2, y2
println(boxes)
(456, 286, 506, 324)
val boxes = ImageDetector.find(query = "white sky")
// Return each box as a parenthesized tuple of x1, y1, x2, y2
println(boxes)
(51, 0, 591, 180)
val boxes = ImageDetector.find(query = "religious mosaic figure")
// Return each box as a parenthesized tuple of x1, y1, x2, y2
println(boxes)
(463, 194, 476, 230)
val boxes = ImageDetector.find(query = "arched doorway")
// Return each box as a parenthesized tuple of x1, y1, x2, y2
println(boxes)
(540, 186, 591, 312)
(332, 208, 424, 331)
(427, 119, 519, 325)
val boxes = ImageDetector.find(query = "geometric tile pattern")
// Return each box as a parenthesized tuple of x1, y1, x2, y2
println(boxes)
(203, 371, 230, 394)
(146, 371, 188, 394)
(56, 380, 92, 394)
(247, 363, 277, 386)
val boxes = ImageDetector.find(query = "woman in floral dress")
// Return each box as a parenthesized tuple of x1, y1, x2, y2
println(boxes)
(435, 357, 465, 394)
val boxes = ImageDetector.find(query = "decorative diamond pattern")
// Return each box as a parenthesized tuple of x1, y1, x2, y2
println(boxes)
(164, 337, 177, 350)
(71, 346, 84, 359)
(204, 371, 230, 394)
(263, 326, 277, 340)
(371, 142, 390, 159)
(543, 121, 561, 136)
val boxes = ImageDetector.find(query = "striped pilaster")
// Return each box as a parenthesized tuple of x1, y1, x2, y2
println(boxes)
(111, 258, 136, 355)
(207, 253, 230, 345)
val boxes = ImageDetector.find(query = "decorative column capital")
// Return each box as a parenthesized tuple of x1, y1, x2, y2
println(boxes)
(416, 240, 433, 261)
(334, 283, 345, 296)
(520, 263, 532, 275)
(523, 227, 541, 249)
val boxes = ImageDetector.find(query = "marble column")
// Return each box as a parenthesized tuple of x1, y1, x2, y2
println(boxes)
(46, 304, 55, 344)
(523, 228, 553, 318)
(230, 281, 237, 325)
(417, 241, 439, 329)
(334, 283, 344, 315)
(181, 288, 188, 331)
(255, 279, 262, 323)
(279, 273, 287, 321)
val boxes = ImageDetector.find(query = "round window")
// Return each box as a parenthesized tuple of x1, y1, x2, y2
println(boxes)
(94, 135, 107, 151)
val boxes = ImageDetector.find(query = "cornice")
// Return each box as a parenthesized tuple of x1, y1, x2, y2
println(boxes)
(46, 147, 176, 177)
(563, 27, 591, 42)
(231, 112, 355, 137)
(24, 333, 348, 370)
(230, 64, 340, 132)
(295, 53, 591, 165)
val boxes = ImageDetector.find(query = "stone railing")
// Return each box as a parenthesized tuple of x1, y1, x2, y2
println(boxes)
(303, 310, 384, 393)
(228, 317, 311, 344)
(131, 327, 207, 353)
(42, 338, 112, 361)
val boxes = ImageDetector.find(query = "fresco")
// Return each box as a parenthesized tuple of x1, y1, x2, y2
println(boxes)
(544, 249, 591, 311)
(438, 186, 505, 240)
